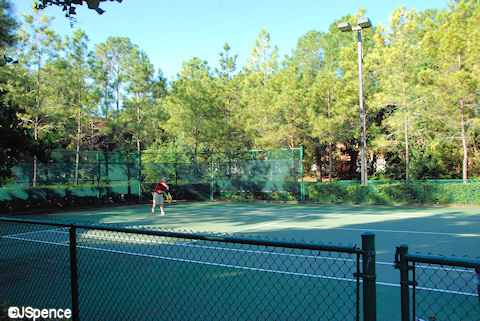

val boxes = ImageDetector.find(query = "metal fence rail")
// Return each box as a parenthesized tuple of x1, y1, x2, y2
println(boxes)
(394, 244, 480, 321)
(0, 217, 377, 321)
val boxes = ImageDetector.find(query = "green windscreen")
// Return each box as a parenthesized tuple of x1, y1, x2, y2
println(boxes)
(0, 148, 303, 208)
(141, 148, 303, 201)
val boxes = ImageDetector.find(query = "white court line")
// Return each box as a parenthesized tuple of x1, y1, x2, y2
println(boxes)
(2, 234, 478, 296)
(1, 234, 354, 283)
(231, 213, 319, 234)
(279, 225, 480, 237)
(177, 213, 319, 247)
(3, 227, 68, 239)
(375, 282, 478, 296)
(6, 229, 473, 274)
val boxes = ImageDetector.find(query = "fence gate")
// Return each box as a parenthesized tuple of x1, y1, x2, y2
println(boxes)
(394, 244, 480, 321)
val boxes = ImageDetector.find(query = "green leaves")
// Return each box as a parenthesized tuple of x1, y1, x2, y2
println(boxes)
(2, 0, 480, 184)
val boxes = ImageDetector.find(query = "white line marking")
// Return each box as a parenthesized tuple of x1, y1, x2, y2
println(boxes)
(1, 234, 354, 282)
(3, 234, 478, 296)
(279, 225, 480, 237)
(177, 213, 318, 247)
(3, 227, 68, 238)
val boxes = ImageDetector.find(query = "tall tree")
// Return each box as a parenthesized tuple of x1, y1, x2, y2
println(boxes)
(303, 30, 343, 181)
(89, 37, 136, 152)
(214, 43, 248, 150)
(241, 29, 280, 148)
(421, 0, 479, 181)
(120, 47, 157, 153)
(0, 0, 52, 186)
(165, 58, 224, 157)
(368, 7, 423, 182)
(64, 29, 92, 185)
(17, 8, 61, 185)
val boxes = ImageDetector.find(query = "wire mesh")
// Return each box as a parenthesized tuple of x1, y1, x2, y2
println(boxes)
(0, 219, 360, 321)
(411, 260, 480, 321)
(0, 221, 72, 310)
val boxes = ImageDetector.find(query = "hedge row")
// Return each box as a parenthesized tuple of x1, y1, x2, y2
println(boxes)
(305, 181, 480, 205)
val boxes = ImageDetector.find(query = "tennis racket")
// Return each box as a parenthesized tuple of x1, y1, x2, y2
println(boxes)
(166, 192, 173, 203)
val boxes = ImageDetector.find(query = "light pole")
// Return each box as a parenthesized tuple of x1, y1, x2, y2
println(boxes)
(338, 17, 371, 185)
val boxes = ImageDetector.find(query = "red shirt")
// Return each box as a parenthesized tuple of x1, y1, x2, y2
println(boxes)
(154, 181, 167, 194)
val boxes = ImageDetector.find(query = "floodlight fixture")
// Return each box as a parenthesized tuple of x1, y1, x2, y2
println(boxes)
(357, 17, 372, 29)
(338, 22, 352, 32)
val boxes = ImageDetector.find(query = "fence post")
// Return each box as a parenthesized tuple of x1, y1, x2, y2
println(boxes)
(418, 181, 422, 205)
(356, 182, 359, 204)
(69, 226, 80, 321)
(138, 152, 142, 204)
(97, 152, 101, 199)
(361, 231, 376, 321)
(396, 244, 410, 321)
(210, 152, 214, 201)
(300, 146, 304, 203)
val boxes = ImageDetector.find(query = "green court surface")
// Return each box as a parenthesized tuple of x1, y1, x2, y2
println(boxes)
(2, 202, 479, 320)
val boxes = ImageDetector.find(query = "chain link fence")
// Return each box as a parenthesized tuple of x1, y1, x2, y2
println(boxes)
(395, 245, 480, 321)
(0, 148, 304, 214)
(0, 217, 376, 321)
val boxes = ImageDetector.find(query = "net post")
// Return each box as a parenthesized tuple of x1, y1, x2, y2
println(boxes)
(395, 244, 410, 321)
(361, 231, 376, 321)
(69, 226, 80, 321)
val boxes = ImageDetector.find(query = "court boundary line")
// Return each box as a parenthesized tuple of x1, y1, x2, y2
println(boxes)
(279, 225, 480, 237)
(8, 228, 471, 272)
(3, 234, 477, 296)
(2, 232, 477, 296)
(1, 234, 357, 283)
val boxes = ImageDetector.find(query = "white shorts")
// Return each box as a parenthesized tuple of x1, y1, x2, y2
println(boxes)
(153, 192, 164, 204)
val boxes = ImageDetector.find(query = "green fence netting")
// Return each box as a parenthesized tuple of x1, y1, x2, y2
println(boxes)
(0, 148, 303, 210)
(141, 148, 303, 202)
(2, 148, 480, 212)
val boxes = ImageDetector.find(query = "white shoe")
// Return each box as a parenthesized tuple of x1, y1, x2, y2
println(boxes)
(161, 212, 165, 216)
(152, 209, 154, 214)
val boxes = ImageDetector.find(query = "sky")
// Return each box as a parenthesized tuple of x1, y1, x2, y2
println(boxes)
(12, 0, 448, 82)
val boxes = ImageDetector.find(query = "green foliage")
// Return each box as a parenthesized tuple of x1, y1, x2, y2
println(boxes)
(0, 0, 17, 49)
(2, 0, 479, 185)
(305, 180, 480, 205)
(0, 2, 54, 187)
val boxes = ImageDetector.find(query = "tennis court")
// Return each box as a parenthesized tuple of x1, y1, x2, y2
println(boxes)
(1, 202, 479, 320)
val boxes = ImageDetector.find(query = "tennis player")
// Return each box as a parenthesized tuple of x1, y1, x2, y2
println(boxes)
(152, 177, 169, 215)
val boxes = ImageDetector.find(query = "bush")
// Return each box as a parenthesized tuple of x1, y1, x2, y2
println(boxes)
(304, 180, 480, 205)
